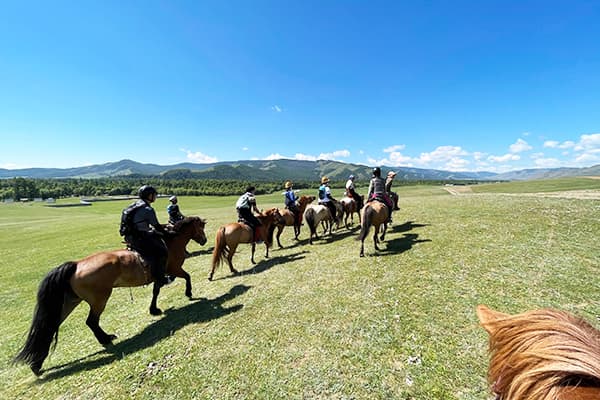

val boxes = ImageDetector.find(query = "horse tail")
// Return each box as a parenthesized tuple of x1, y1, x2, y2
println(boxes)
(357, 204, 373, 242)
(304, 208, 317, 236)
(14, 261, 77, 375)
(212, 227, 227, 270)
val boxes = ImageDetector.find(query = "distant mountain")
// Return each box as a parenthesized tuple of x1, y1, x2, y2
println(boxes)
(0, 159, 598, 181)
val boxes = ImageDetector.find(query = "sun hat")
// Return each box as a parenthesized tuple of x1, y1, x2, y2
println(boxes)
(284, 181, 293, 189)
(321, 176, 330, 184)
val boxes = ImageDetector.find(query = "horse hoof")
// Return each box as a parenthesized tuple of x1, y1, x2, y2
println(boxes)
(185, 291, 192, 298)
(150, 307, 162, 316)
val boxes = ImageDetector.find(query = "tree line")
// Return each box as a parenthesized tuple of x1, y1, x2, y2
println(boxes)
(0, 176, 483, 201)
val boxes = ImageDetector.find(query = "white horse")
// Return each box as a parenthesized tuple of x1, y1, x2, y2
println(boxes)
(303, 203, 336, 244)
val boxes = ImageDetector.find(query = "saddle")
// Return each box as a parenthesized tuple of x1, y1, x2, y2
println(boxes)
(238, 219, 262, 243)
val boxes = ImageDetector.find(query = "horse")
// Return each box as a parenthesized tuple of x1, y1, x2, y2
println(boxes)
(356, 201, 388, 257)
(209, 208, 282, 280)
(303, 203, 338, 244)
(14, 216, 208, 376)
(477, 304, 600, 400)
(340, 195, 363, 228)
(275, 195, 315, 248)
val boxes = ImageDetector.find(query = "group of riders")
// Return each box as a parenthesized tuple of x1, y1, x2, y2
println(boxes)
(121, 167, 400, 289)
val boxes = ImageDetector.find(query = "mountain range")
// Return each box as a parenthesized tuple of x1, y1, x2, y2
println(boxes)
(1, 159, 599, 181)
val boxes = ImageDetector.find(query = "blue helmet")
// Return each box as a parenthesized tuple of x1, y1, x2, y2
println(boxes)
(349, 174, 355, 180)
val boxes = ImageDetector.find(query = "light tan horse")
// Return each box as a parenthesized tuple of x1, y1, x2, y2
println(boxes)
(340, 195, 363, 228)
(14, 216, 208, 376)
(209, 208, 283, 280)
(303, 203, 337, 244)
(275, 195, 315, 248)
(357, 201, 388, 257)
(477, 304, 600, 400)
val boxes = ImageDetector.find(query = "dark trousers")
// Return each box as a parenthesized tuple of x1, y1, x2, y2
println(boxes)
(128, 232, 168, 283)
(320, 201, 337, 221)
(348, 189, 363, 210)
(237, 208, 261, 229)
(286, 204, 301, 225)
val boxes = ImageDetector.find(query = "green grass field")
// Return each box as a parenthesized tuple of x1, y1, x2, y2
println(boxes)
(1, 179, 599, 399)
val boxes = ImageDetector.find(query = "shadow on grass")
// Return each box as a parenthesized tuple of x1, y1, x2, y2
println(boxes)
(378, 233, 431, 255)
(389, 220, 429, 233)
(210, 251, 309, 281)
(38, 284, 251, 381)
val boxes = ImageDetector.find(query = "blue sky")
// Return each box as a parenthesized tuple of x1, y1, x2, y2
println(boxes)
(1, 1, 600, 173)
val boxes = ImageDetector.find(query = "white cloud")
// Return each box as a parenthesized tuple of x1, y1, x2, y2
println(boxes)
(318, 149, 350, 160)
(488, 153, 520, 163)
(472, 152, 487, 161)
(265, 153, 287, 160)
(509, 138, 532, 153)
(444, 157, 470, 171)
(271, 105, 282, 112)
(242, 147, 249, 151)
(383, 144, 406, 153)
(575, 133, 600, 151)
(544, 140, 575, 149)
(294, 153, 317, 161)
(184, 149, 218, 163)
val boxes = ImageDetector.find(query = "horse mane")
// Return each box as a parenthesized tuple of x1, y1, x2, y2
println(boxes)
(479, 305, 600, 400)
(171, 216, 204, 232)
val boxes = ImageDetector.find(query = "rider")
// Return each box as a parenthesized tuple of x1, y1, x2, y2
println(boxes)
(167, 195, 185, 224)
(124, 185, 173, 287)
(345, 174, 364, 211)
(236, 186, 262, 242)
(367, 167, 393, 223)
(283, 180, 301, 226)
(385, 171, 400, 211)
(318, 176, 337, 223)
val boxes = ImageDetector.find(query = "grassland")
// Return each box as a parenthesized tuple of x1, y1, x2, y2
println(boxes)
(1, 180, 599, 399)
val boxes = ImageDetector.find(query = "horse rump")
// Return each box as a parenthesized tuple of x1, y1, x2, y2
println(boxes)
(15, 261, 77, 375)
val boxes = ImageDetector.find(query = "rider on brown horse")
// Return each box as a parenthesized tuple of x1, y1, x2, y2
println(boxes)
(345, 174, 364, 211)
(318, 176, 337, 222)
(283, 180, 301, 226)
(367, 167, 393, 223)
(122, 185, 174, 287)
(236, 186, 262, 242)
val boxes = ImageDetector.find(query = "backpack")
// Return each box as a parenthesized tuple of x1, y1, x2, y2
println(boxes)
(119, 201, 145, 236)
(318, 185, 326, 200)
(236, 193, 250, 209)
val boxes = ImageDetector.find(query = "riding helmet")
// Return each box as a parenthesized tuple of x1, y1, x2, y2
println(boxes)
(169, 195, 177, 202)
(349, 174, 355, 180)
(138, 185, 157, 200)
(372, 167, 381, 177)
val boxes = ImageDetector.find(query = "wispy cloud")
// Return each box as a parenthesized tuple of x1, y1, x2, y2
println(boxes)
(488, 153, 520, 163)
(318, 150, 350, 160)
(543, 140, 575, 149)
(242, 147, 249, 151)
(271, 105, 282, 113)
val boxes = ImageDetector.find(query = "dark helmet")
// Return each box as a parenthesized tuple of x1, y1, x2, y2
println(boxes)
(372, 167, 381, 177)
(138, 185, 157, 200)
(245, 186, 256, 193)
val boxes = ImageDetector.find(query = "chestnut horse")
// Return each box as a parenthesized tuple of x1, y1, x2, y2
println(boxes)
(340, 195, 363, 228)
(209, 208, 282, 280)
(275, 195, 315, 248)
(356, 201, 388, 257)
(14, 216, 208, 376)
(477, 304, 600, 400)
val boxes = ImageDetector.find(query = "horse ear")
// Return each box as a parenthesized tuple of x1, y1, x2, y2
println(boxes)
(477, 305, 509, 335)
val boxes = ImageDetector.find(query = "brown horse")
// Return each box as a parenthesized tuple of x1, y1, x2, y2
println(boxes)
(209, 208, 282, 280)
(14, 216, 208, 376)
(275, 195, 315, 248)
(340, 195, 363, 228)
(477, 304, 600, 400)
(357, 201, 388, 257)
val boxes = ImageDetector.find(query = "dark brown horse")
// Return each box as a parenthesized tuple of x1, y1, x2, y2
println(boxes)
(357, 201, 388, 257)
(477, 304, 600, 400)
(275, 195, 315, 248)
(209, 208, 282, 280)
(14, 216, 207, 376)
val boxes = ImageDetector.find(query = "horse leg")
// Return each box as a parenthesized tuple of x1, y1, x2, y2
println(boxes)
(227, 243, 240, 275)
(373, 226, 380, 251)
(380, 223, 387, 241)
(149, 281, 163, 315)
(276, 225, 284, 248)
(85, 291, 118, 344)
(181, 270, 192, 298)
(251, 242, 256, 264)
(360, 239, 365, 257)
(265, 241, 269, 259)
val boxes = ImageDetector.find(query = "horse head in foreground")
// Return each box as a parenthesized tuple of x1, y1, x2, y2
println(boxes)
(14, 216, 207, 376)
(477, 304, 600, 400)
